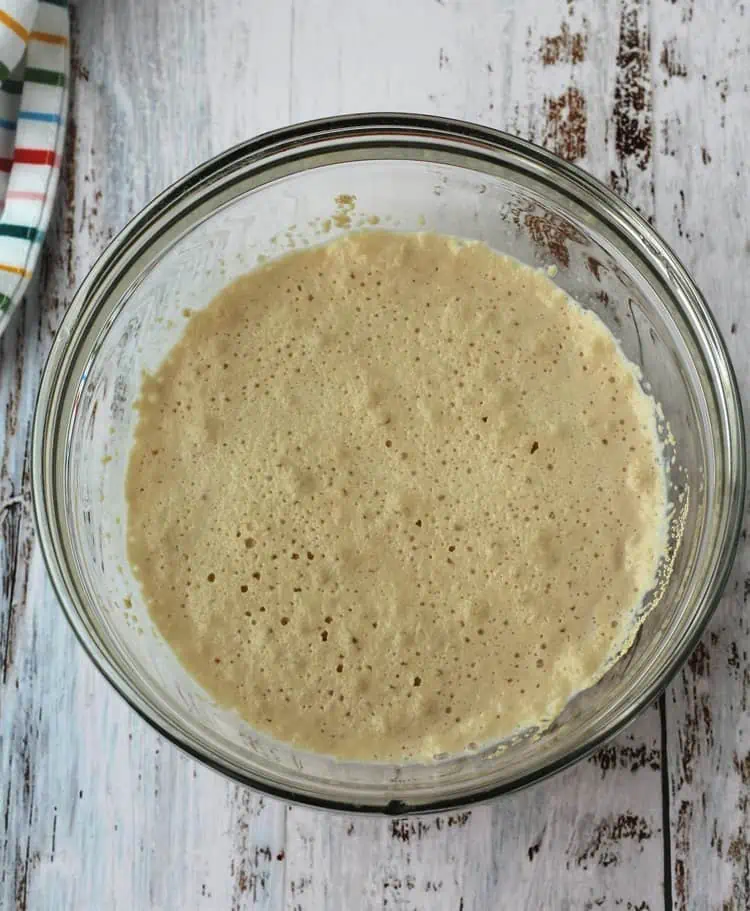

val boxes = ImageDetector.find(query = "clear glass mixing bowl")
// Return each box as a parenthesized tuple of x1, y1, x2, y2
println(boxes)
(32, 114, 745, 813)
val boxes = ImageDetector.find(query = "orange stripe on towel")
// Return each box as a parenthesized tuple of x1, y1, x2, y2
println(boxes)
(0, 263, 31, 278)
(30, 31, 69, 46)
(0, 10, 30, 42)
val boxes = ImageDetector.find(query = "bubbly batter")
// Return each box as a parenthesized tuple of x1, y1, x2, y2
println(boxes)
(126, 231, 666, 761)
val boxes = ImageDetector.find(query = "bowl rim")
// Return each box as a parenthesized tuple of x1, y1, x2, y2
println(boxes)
(31, 112, 746, 814)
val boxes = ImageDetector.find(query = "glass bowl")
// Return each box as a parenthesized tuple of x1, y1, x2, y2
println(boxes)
(32, 114, 745, 813)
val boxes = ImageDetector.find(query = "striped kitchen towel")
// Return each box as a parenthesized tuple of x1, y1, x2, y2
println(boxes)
(0, 0, 68, 337)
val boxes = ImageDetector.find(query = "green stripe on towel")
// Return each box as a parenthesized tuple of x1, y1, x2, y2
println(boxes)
(1, 78, 23, 95)
(24, 68, 66, 88)
(0, 225, 44, 242)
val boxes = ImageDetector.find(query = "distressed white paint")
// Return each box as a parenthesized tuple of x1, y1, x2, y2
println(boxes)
(1, 0, 748, 908)
(651, 2, 750, 910)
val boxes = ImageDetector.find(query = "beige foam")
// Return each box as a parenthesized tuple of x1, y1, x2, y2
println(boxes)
(126, 231, 666, 761)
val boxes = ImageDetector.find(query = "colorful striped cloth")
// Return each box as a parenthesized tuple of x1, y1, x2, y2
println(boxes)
(0, 0, 68, 337)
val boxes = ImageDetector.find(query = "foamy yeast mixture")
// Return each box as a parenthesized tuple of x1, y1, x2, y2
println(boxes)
(126, 231, 666, 761)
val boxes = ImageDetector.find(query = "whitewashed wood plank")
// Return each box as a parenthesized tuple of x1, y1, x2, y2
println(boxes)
(286, 735, 664, 911)
(284, 1, 668, 908)
(2, 3, 289, 910)
(651, 2, 750, 909)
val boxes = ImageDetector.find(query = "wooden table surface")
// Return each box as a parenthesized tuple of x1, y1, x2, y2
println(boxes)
(1, 0, 748, 908)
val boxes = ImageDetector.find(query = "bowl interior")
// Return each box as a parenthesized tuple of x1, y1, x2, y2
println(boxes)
(40, 134, 739, 811)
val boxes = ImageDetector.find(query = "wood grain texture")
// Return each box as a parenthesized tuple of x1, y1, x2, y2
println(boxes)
(652, 2, 750, 909)
(0, 0, 746, 908)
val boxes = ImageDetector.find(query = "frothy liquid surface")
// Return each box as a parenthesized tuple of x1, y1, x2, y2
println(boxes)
(126, 232, 666, 761)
